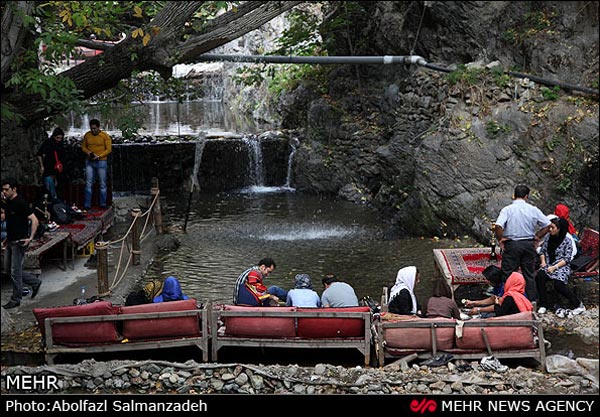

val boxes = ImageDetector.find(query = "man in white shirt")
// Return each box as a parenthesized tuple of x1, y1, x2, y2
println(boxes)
(495, 185, 551, 302)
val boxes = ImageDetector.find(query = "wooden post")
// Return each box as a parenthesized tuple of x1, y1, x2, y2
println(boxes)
(151, 177, 163, 234)
(131, 208, 141, 265)
(96, 241, 109, 295)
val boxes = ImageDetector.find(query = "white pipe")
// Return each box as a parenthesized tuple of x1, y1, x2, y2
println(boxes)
(195, 54, 428, 67)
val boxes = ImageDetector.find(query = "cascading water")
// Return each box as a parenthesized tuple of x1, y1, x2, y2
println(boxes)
(284, 137, 299, 190)
(241, 136, 266, 191)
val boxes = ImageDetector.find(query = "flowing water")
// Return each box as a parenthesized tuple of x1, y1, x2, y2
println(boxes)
(145, 189, 475, 305)
(63, 101, 274, 138)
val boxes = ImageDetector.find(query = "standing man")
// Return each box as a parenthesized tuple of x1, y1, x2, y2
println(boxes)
(321, 274, 359, 307)
(81, 119, 112, 210)
(1, 179, 42, 309)
(233, 258, 287, 306)
(494, 185, 551, 302)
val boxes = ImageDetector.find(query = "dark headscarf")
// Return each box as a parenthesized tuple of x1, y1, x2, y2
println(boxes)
(547, 217, 569, 263)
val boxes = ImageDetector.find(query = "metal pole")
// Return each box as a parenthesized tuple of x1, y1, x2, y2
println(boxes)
(151, 177, 163, 234)
(131, 208, 141, 266)
(96, 241, 109, 295)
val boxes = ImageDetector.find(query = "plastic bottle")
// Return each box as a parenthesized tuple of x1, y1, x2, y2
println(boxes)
(78, 285, 87, 305)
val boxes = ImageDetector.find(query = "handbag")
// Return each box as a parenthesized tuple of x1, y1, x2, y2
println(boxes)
(54, 151, 63, 173)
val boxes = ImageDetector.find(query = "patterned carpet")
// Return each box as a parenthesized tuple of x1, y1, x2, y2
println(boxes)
(434, 248, 502, 285)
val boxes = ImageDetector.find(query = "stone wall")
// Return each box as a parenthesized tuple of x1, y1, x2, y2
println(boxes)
(281, 1, 599, 242)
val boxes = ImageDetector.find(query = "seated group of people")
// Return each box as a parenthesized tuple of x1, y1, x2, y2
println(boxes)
(387, 265, 534, 320)
(233, 258, 359, 308)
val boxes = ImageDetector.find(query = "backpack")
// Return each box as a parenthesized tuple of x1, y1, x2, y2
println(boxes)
(50, 201, 73, 224)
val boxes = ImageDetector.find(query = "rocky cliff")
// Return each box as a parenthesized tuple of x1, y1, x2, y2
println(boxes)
(281, 1, 599, 241)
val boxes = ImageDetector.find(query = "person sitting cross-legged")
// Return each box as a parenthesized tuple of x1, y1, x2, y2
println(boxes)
(286, 274, 321, 308)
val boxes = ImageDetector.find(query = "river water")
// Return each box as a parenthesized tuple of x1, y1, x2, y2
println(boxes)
(142, 188, 596, 359)
(145, 188, 476, 305)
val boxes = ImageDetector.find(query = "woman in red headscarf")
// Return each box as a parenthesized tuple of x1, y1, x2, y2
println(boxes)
(554, 204, 577, 237)
(493, 272, 533, 317)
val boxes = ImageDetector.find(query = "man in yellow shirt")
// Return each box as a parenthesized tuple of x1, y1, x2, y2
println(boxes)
(81, 119, 112, 209)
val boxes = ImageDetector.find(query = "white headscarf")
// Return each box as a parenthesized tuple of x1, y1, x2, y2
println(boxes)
(390, 266, 418, 314)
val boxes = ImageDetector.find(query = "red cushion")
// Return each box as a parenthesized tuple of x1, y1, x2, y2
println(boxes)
(383, 317, 456, 350)
(119, 299, 200, 340)
(455, 312, 535, 350)
(223, 305, 297, 338)
(33, 301, 119, 346)
(296, 307, 370, 338)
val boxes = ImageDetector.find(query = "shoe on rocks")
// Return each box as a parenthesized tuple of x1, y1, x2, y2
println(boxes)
(3, 300, 20, 309)
(31, 281, 42, 299)
(537, 306, 547, 314)
(570, 303, 586, 316)
(555, 308, 566, 318)
(480, 355, 508, 373)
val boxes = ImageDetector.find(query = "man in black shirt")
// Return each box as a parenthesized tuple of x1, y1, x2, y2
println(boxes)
(1, 178, 41, 309)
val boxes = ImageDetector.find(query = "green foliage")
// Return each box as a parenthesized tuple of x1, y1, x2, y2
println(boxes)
(485, 120, 511, 136)
(234, 8, 327, 100)
(545, 135, 561, 151)
(491, 67, 510, 89)
(502, 10, 558, 45)
(541, 86, 561, 100)
(556, 161, 575, 193)
(116, 108, 144, 139)
(446, 65, 485, 86)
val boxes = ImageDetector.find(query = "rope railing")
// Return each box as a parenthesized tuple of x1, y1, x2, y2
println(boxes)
(95, 179, 163, 297)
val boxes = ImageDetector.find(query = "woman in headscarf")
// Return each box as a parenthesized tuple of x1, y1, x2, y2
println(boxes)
(535, 217, 584, 316)
(153, 276, 189, 303)
(124, 278, 164, 306)
(388, 266, 420, 315)
(286, 274, 321, 307)
(494, 272, 533, 316)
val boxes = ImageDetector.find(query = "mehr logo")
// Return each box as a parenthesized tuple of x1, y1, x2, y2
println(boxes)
(411, 397, 438, 414)
(5, 375, 59, 391)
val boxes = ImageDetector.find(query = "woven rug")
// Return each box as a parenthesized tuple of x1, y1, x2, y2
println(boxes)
(434, 248, 502, 285)
(60, 220, 102, 248)
(81, 207, 114, 232)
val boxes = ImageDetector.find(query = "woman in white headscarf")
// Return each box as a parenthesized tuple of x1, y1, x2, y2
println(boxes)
(388, 266, 420, 315)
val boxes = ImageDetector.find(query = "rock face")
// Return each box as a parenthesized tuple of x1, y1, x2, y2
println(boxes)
(281, 1, 599, 241)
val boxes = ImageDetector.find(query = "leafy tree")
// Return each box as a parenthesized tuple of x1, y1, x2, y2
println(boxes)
(1, 1, 302, 127)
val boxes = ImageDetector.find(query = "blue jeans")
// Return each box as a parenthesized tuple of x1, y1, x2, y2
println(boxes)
(84, 159, 108, 208)
(42, 175, 58, 201)
(6, 241, 41, 303)
(267, 286, 288, 302)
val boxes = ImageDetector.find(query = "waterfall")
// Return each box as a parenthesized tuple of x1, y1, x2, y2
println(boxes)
(285, 137, 299, 190)
(243, 136, 265, 187)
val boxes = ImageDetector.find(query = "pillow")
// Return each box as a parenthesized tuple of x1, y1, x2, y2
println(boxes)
(119, 299, 201, 340)
(33, 301, 119, 346)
